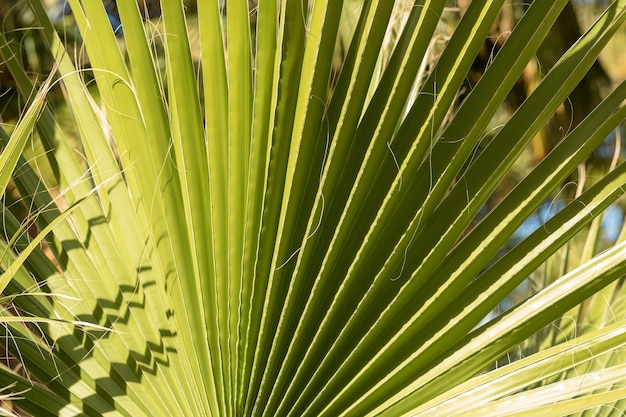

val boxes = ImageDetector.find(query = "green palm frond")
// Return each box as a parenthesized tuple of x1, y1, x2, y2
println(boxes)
(1, 0, 626, 416)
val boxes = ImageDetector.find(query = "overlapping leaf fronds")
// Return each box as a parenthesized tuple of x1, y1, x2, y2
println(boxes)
(1, 0, 626, 416)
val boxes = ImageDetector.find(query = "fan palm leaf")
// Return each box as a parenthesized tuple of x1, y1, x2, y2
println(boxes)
(1, 0, 626, 416)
